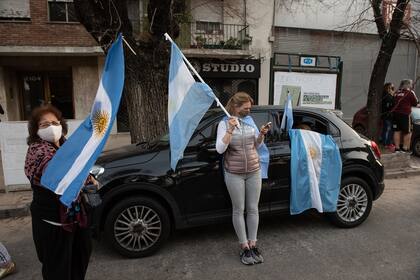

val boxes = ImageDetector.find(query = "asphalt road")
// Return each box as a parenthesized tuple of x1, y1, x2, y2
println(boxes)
(1, 176, 420, 280)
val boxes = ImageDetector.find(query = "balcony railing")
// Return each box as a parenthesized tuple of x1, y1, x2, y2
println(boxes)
(132, 20, 250, 50)
(176, 22, 250, 50)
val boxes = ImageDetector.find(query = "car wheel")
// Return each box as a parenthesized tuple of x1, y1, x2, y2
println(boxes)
(412, 138, 420, 157)
(105, 196, 171, 258)
(327, 177, 373, 228)
(353, 125, 367, 136)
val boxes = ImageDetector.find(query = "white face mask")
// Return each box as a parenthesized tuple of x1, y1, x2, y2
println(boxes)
(37, 125, 62, 143)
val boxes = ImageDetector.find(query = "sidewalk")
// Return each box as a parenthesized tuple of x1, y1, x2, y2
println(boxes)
(1, 152, 419, 219)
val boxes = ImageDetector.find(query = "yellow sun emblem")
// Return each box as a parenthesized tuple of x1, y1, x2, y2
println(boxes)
(92, 110, 110, 137)
(308, 147, 317, 159)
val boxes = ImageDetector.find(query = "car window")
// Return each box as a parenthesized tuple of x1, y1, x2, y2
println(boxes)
(270, 111, 332, 136)
(293, 114, 329, 135)
(249, 112, 268, 128)
(188, 112, 268, 147)
(188, 121, 217, 147)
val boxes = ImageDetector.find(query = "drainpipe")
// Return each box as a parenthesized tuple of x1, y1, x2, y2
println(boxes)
(243, 0, 247, 26)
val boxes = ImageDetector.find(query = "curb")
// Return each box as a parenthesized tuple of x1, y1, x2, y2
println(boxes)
(1, 169, 419, 220)
(0, 203, 30, 219)
(384, 168, 420, 179)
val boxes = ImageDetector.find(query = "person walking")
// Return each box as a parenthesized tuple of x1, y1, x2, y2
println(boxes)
(392, 79, 419, 153)
(216, 92, 270, 265)
(24, 105, 96, 280)
(381, 83, 395, 149)
(0, 242, 15, 279)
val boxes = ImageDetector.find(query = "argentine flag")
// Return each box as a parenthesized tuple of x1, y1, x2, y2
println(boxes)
(289, 129, 342, 215)
(168, 41, 215, 170)
(41, 34, 124, 207)
(281, 93, 294, 131)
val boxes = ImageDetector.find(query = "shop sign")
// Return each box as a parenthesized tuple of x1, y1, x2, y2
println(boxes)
(300, 56, 316, 67)
(192, 59, 261, 79)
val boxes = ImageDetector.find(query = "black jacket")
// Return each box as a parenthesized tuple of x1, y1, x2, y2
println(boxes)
(382, 93, 394, 120)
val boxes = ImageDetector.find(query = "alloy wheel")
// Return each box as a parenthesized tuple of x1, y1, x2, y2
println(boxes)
(114, 205, 162, 252)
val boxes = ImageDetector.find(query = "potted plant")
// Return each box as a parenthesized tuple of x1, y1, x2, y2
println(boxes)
(195, 35, 206, 48)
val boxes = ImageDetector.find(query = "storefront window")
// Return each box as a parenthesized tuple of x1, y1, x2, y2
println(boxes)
(20, 71, 74, 120)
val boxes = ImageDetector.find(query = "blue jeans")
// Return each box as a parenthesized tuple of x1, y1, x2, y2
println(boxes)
(382, 119, 393, 145)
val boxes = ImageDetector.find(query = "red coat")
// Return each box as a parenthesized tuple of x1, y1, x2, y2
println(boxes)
(392, 89, 418, 115)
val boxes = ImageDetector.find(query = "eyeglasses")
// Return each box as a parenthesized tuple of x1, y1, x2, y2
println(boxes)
(39, 121, 61, 129)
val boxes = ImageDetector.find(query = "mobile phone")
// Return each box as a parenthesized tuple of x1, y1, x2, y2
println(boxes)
(263, 122, 272, 128)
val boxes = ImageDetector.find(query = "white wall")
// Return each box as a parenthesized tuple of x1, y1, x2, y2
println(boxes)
(247, 0, 275, 105)
(274, 0, 377, 34)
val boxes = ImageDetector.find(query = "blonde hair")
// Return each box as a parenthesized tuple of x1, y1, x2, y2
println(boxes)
(225, 92, 254, 115)
(399, 79, 413, 90)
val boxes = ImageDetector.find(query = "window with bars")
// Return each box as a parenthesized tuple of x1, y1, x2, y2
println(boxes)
(48, 0, 78, 22)
(196, 21, 223, 35)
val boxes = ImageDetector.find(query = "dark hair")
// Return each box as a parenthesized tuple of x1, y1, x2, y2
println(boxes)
(383, 82, 394, 94)
(225, 92, 254, 115)
(27, 105, 68, 145)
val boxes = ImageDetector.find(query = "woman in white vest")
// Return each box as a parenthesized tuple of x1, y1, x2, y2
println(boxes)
(216, 92, 271, 265)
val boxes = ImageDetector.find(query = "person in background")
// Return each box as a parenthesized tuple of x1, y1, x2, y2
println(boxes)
(381, 83, 395, 150)
(216, 92, 270, 265)
(0, 242, 15, 279)
(24, 105, 96, 280)
(392, 79, 419, 153)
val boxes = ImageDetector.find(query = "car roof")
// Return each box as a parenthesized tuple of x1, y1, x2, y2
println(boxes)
(205, 105, 337, 116)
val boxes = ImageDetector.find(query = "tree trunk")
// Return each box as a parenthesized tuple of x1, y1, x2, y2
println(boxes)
(74, 0, 185, 143)
(367, 0, 409, 141)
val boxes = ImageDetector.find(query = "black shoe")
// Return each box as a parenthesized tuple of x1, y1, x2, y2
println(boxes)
(240, 248, 255, 265)
(250, 247, 264, 264)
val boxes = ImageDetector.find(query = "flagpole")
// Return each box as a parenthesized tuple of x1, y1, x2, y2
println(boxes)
(164, 33, 231, 118)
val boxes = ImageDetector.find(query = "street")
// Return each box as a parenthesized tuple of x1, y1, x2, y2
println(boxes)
(1, 176, 420, 280)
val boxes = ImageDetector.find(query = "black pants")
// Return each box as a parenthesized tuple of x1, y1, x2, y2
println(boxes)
(32, 217, 92, 280)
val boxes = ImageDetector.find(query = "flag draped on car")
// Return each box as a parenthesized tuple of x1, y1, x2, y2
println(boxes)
(41, 34, 125, 207)
(289, 129, 342, 215)
(281, 93, 342, 214)
(168, 40, 216, 170)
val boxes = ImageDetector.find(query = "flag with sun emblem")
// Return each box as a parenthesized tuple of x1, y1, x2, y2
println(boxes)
(41, 34, 124, 207)
(168, 40, 216, 170)
(289, 129, 342, 215)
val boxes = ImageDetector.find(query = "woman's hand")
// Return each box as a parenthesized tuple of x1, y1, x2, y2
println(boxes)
(89, 175, 100, 189)
(227, 117, 239, 131)
(259, 123, 271, 135)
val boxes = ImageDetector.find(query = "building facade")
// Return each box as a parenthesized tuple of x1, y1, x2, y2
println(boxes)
(0, 0, 104, 190)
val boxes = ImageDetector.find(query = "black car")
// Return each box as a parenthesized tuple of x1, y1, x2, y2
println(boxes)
(90, 106, 385, 258)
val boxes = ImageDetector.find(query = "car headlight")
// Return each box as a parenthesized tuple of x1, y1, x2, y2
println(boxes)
(89, 165, 105, 179)
(413, 120, 420, 125)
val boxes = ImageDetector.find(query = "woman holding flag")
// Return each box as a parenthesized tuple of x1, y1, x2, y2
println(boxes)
(216, 92, 271, 265)
(24, 105, 96, 280)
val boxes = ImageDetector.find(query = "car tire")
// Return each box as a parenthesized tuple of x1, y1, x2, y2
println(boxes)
(353, 125, 367, 136)
(327, 176, 373, 228)
(412, 138, 420, 157)
(104, 196, 171, 258)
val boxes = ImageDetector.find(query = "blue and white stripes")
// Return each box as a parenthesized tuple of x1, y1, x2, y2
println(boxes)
(168, 41, 216, 170)
(41, 34, 125, 207)
(289, 129, 342, 215)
